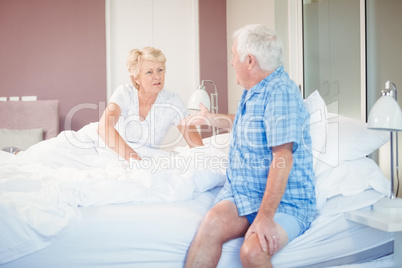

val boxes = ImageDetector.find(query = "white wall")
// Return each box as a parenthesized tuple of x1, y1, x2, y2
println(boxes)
(106, 0, 199, 102)
(274, 0, 304, 93)
(367, 0, 402, 195)
(226, 0, 275, 113)
(226, 0, 303, 113)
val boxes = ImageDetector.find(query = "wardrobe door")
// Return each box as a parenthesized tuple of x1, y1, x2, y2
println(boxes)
(303, 0, 362, 120)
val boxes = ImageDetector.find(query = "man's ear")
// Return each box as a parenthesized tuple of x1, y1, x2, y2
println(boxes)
(247, 54, 257, 70)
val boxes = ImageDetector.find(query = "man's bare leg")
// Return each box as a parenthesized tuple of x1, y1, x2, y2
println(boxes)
(185, 200, 249, 268)
(240, 222, 288, 268)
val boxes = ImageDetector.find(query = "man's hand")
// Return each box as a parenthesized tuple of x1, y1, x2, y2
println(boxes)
(245, 215, 279, 256)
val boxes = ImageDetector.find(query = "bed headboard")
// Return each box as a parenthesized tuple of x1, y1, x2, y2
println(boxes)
(0, 100, 59, 140)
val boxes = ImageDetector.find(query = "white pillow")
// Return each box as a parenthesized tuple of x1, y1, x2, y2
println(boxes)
(0, 128, 44, 150)
(319, 189, 387, 216)
(315, 113, 389, 175)
(315, 157, 390, 210)
(304, 90, 328, 168)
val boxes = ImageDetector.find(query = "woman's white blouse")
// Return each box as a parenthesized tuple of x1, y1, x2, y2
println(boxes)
(109, 84, 189, 148)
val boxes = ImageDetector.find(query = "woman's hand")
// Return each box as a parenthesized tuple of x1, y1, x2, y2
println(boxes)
(180, 103, 212, 126)
(126, 150, 142, 161)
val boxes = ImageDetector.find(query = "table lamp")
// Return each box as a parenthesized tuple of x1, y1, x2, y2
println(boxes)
(368, 80, 402, 214)
(188, 80, 219, 135)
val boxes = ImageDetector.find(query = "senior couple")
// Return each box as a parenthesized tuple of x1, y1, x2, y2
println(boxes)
(100, 24, 316, 268)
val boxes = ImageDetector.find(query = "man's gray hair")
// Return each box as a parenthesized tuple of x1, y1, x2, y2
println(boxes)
(234, 24, 283, 71)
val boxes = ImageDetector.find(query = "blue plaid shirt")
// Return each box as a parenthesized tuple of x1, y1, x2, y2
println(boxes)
(215, 66, 317, 228)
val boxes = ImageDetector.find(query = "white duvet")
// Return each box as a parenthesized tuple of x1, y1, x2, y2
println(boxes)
(0, 123, 227, 264)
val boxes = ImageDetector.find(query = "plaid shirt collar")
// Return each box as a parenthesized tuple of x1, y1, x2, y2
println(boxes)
(243, 66, 284, 102)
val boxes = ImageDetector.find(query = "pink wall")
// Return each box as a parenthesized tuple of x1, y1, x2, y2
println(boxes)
(0, 0, 106, 131)
(199, 0, 228, 115)
(0, 0, 226, 133)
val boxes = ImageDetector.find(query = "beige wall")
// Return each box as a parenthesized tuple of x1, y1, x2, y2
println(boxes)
(226, 0, 275, 113)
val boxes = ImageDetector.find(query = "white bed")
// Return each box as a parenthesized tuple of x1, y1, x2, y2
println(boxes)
(0, 188, 394, 268)
(0, 94, 396, 267)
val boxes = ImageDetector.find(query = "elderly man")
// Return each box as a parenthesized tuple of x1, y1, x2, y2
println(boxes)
(183, 24, 317, 268)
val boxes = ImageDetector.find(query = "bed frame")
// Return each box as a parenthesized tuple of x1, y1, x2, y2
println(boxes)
(0, 100, 59, 139)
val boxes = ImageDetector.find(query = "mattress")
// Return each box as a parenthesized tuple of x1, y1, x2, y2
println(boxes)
(1, 188, 393, 268)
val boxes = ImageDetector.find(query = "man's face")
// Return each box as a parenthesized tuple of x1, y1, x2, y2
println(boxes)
(231, 41, 249, 89)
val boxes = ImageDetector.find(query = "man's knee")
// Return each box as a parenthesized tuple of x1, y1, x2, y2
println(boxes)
(197, 201, 244, 243)
(198, 208, 226, 236)
(240, 234, 271, 266)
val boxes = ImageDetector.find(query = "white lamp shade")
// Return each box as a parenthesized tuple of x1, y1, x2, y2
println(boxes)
(188, 89, 210, 111)
(368, 95, 402, 131)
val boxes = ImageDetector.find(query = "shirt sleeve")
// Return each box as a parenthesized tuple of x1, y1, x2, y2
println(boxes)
(109, 85, 132, 117)
(263, 85, 300, 149)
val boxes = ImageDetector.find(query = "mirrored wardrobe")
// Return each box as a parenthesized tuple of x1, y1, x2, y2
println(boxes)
(303, 0, 402, 191)
(303, 0, 362, 120)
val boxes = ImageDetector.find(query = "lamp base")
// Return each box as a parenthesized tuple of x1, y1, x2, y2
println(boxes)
(373, 197, 402, 214)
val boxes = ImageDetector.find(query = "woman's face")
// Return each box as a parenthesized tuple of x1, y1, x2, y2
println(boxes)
(134, 60, 165, 94)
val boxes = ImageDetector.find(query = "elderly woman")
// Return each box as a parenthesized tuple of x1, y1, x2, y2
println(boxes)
(98, 47, 203, 162)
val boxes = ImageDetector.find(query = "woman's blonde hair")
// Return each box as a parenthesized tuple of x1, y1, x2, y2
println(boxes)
(127, 47, 167, 89)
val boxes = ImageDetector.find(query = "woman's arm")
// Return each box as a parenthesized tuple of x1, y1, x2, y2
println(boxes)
(97, 102, 141, 162)
(177, 125, 204, 148)
(180, 104, 235, 131)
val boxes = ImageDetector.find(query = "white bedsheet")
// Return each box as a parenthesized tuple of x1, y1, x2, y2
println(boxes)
(0, 124, 227, 265)
(0, 188, 393, 268)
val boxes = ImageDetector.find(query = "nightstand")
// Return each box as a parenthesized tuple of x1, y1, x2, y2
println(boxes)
(345, 210, 402, 266)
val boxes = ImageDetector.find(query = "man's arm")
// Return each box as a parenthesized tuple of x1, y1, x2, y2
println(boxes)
(245, 142, 293, 255)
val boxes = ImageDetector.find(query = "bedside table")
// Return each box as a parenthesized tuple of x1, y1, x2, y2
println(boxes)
(345, 210, 402, 266)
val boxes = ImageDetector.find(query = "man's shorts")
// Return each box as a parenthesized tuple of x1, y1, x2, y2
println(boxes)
(219, 196, 304, 242)
(245, 211, 302, 242)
